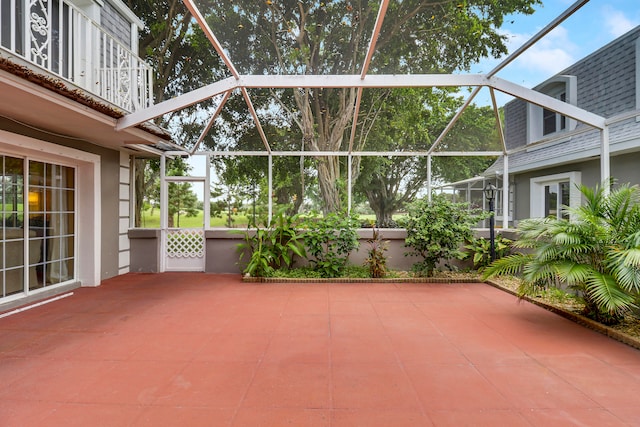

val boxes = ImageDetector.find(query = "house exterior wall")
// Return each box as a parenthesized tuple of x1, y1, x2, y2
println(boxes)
(503, 100, 527, 151)
(100, 0, 132, 48)
(0, 118, 124, 282)
(510, 152, 640, 224)
(565, 30, 637, 119)
(497, 27, 640, 224)
(503, 27, 639, 150)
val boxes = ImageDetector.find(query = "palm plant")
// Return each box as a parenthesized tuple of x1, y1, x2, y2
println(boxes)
(483, 182, 640, 324)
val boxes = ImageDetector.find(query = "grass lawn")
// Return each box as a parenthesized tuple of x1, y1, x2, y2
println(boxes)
(137, 209, 397, 229)
(138, 209, 252, 228)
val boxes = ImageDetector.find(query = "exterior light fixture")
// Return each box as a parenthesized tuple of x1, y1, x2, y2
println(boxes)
(484, 182, 497, 262)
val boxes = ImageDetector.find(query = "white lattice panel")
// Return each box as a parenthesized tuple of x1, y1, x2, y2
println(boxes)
(166, 229, 204, 258)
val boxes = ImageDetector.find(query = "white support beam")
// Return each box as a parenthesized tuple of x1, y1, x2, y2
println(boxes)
(238, 73, 489, 89)
(195, 150, 504, 157)
(268, 154, 273, 222)
(241, 88, 272, 153)
(116, 77, 239, 130)
(427, 154, 432, 202)
(347, 154, 353, 215)
(204, 153, 211, 230)
(182, 0, 240, 79)
(490, 88, 508, 154)
(159, 154, 167, 272)
(347, 87, 363, 153)
(487, 0, 590, 78)
(601, 126, 610, 195)
(428, 87, 481, 155)
(430, 151, 503, 157)
(190, 91, 232, 155)
(117, 74, 488, 131)
(502, 155, 509, 229)
(490, 76, 606, 129)
(360, 0, 390, 79)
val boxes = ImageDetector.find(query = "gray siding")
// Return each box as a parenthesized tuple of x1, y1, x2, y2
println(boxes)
(100, 1, 131, 48)
(511, 152, 640, 223)
(566, 28, 638, 119)
(503, 99, 527, 150)
(502, 27, 639, 152)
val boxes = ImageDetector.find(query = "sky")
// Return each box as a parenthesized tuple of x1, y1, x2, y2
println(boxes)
(470, 0, 640, 105)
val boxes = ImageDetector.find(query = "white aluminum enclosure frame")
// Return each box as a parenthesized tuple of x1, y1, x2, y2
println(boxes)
(117, 0, 612, 226)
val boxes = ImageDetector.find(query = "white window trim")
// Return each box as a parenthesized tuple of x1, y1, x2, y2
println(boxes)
(0, 130, 101, 287)
(530, 171, 582, 219)
(527, 75, 578, 144)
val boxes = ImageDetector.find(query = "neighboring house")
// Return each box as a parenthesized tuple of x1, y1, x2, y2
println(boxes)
(0, 0, 177, 310)
(480, 25, 640, 227)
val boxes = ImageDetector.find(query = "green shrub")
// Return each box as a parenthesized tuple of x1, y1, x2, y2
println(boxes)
(236, 209, 306, 277)
(400, 194, 488, 277)
(483, 182, 640, 324)
(301, 212, 360, 278)
(464, 235, 512, 271)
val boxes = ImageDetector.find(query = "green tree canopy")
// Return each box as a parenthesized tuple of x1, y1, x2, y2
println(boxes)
(196, 0, 540, 213)
(354, 92, 501, 226)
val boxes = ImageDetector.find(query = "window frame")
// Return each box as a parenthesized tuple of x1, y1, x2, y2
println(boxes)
(527, 75, 577, 143)
(530, 172, 582, 220)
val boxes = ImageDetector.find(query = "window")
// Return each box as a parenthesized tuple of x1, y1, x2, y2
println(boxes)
(527, 76, 577, 143)
(543, 92, 567, 136)
(530, 172, 581, 220)
(544, 181, 570, 220)
(28, 161, 75, 289)
(0, 155, 76, 299)
(0, 156, 25, 297)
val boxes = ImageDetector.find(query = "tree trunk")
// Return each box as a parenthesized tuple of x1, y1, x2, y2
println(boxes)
(293, 87, 357, 214)
(317, 157, 341, 214)
(367, 190, 394, 228)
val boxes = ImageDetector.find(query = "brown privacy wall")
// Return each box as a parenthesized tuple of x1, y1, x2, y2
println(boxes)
(129, 228, 513, 274)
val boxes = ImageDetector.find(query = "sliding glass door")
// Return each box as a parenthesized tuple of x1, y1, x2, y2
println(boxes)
(0, 155, 76, 299)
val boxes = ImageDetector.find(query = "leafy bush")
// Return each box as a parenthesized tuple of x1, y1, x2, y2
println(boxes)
(483, 182, 640, 324)
(301, 212, 360, 278)
(364, 227, 389, 278)
(400, 194, 488, 277)
(464, 235, 512, 271)
(236, 209, 306, 277)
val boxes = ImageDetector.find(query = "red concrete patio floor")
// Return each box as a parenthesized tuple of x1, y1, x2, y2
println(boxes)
(1, 273, 640, 426)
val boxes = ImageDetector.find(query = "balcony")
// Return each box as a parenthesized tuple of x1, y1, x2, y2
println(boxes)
(0, 0, 153, 113)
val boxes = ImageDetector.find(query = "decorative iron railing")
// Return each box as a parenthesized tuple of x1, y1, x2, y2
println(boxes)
(0, 0, 153, 112)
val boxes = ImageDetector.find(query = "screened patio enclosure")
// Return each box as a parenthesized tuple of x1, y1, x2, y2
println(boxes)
(119, 0, 614, 231)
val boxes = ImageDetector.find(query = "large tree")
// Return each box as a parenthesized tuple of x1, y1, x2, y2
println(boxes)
(354, 90, 501, 226)
(354, 87, 454, 226)
(432, 104, 503, 184)
(125, 0, 224, 226)
(198, 0, 539, 213)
